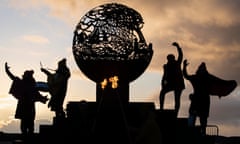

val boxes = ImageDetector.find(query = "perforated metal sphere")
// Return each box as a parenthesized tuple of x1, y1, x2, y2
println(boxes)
(72, 3, 153, 83)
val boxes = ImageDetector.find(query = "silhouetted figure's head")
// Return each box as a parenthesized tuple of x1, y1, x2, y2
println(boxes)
(58, 58, 66, 67)
(22, 70, 34, 79)
(196, 62, 208, 75)
(57, 58, 67, 73)
(167, 54, 175, 62)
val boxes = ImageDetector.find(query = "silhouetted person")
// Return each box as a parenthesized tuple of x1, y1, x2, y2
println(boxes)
(183, 60, 211, 136)
(159, 42, 185, 116)
(183, 59, 237, 136)
(5, 62, 48, 139)
(41, 58, 71, 118)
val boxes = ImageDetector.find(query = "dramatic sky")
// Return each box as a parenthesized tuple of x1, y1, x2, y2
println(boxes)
(0, 0, 239, 137)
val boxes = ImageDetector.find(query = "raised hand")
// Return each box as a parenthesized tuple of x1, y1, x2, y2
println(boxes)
(5, 62, 10, 70)
(172, 42, 179, 47)
(183, 59, 189, 66)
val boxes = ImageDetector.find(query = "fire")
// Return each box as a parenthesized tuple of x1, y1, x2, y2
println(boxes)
(109, 76, 119, 89)
(101, 78, 108, 89)
(101, 76, 119, 89)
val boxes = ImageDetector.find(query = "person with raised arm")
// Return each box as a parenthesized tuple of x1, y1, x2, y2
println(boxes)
(40, 58, 71, 119)
(159, 42, 185, 116)
(5, 62, 48, 139)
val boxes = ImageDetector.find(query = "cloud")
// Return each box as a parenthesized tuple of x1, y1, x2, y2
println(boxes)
(9, 0, 240, 27)
(136, 0, 240, 84)
(21, 34, 49, 44)
(8, 0, 42, 11)
(210, 88, 240, 122)
(0, 119, 20, 133)
(209, 95, 240, 136)
(70, 69, 91, 81)
(0, 118, 52, 133)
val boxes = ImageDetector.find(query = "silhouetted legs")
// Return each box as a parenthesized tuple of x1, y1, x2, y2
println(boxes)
(20, 118, 34, 142)
(188, 114, 196, 127)
(159, 88, 169, 110)
(199, 116, 207, 136)
(174, 90, 182, 115)
(159, 88, 183, 116)
(188, 113, 207, 136)
(20, 119, 34, 135)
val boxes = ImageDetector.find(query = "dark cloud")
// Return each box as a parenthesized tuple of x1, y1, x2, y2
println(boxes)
(138, 0, 240, 85)
(210, 89, 240, 121)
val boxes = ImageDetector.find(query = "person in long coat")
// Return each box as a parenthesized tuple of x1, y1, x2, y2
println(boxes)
(183, 60, 210, 136)
(5, 62, 48, 137)
(183, 59, 237, 136)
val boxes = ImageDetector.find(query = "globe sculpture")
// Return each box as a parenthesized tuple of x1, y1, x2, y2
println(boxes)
(72, 3, 153, 103)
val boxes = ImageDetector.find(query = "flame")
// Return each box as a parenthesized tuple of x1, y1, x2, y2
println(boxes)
(100, 76, 119, 89)
(109, 76, 118, 89)
(101, 78, 108, 89)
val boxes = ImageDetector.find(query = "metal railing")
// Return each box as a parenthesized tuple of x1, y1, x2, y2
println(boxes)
(206, 125, 219, 136)
(195, 124, 219, 136)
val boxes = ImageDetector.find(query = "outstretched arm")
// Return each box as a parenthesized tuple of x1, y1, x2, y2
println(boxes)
(172, 42, 183, 63)
(183, 59, 190, 79)
(5, 62, 16, 80)
(40, 68, 51, 76)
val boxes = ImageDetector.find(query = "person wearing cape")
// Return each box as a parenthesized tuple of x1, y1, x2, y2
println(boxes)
(183, 59, 237, 136)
